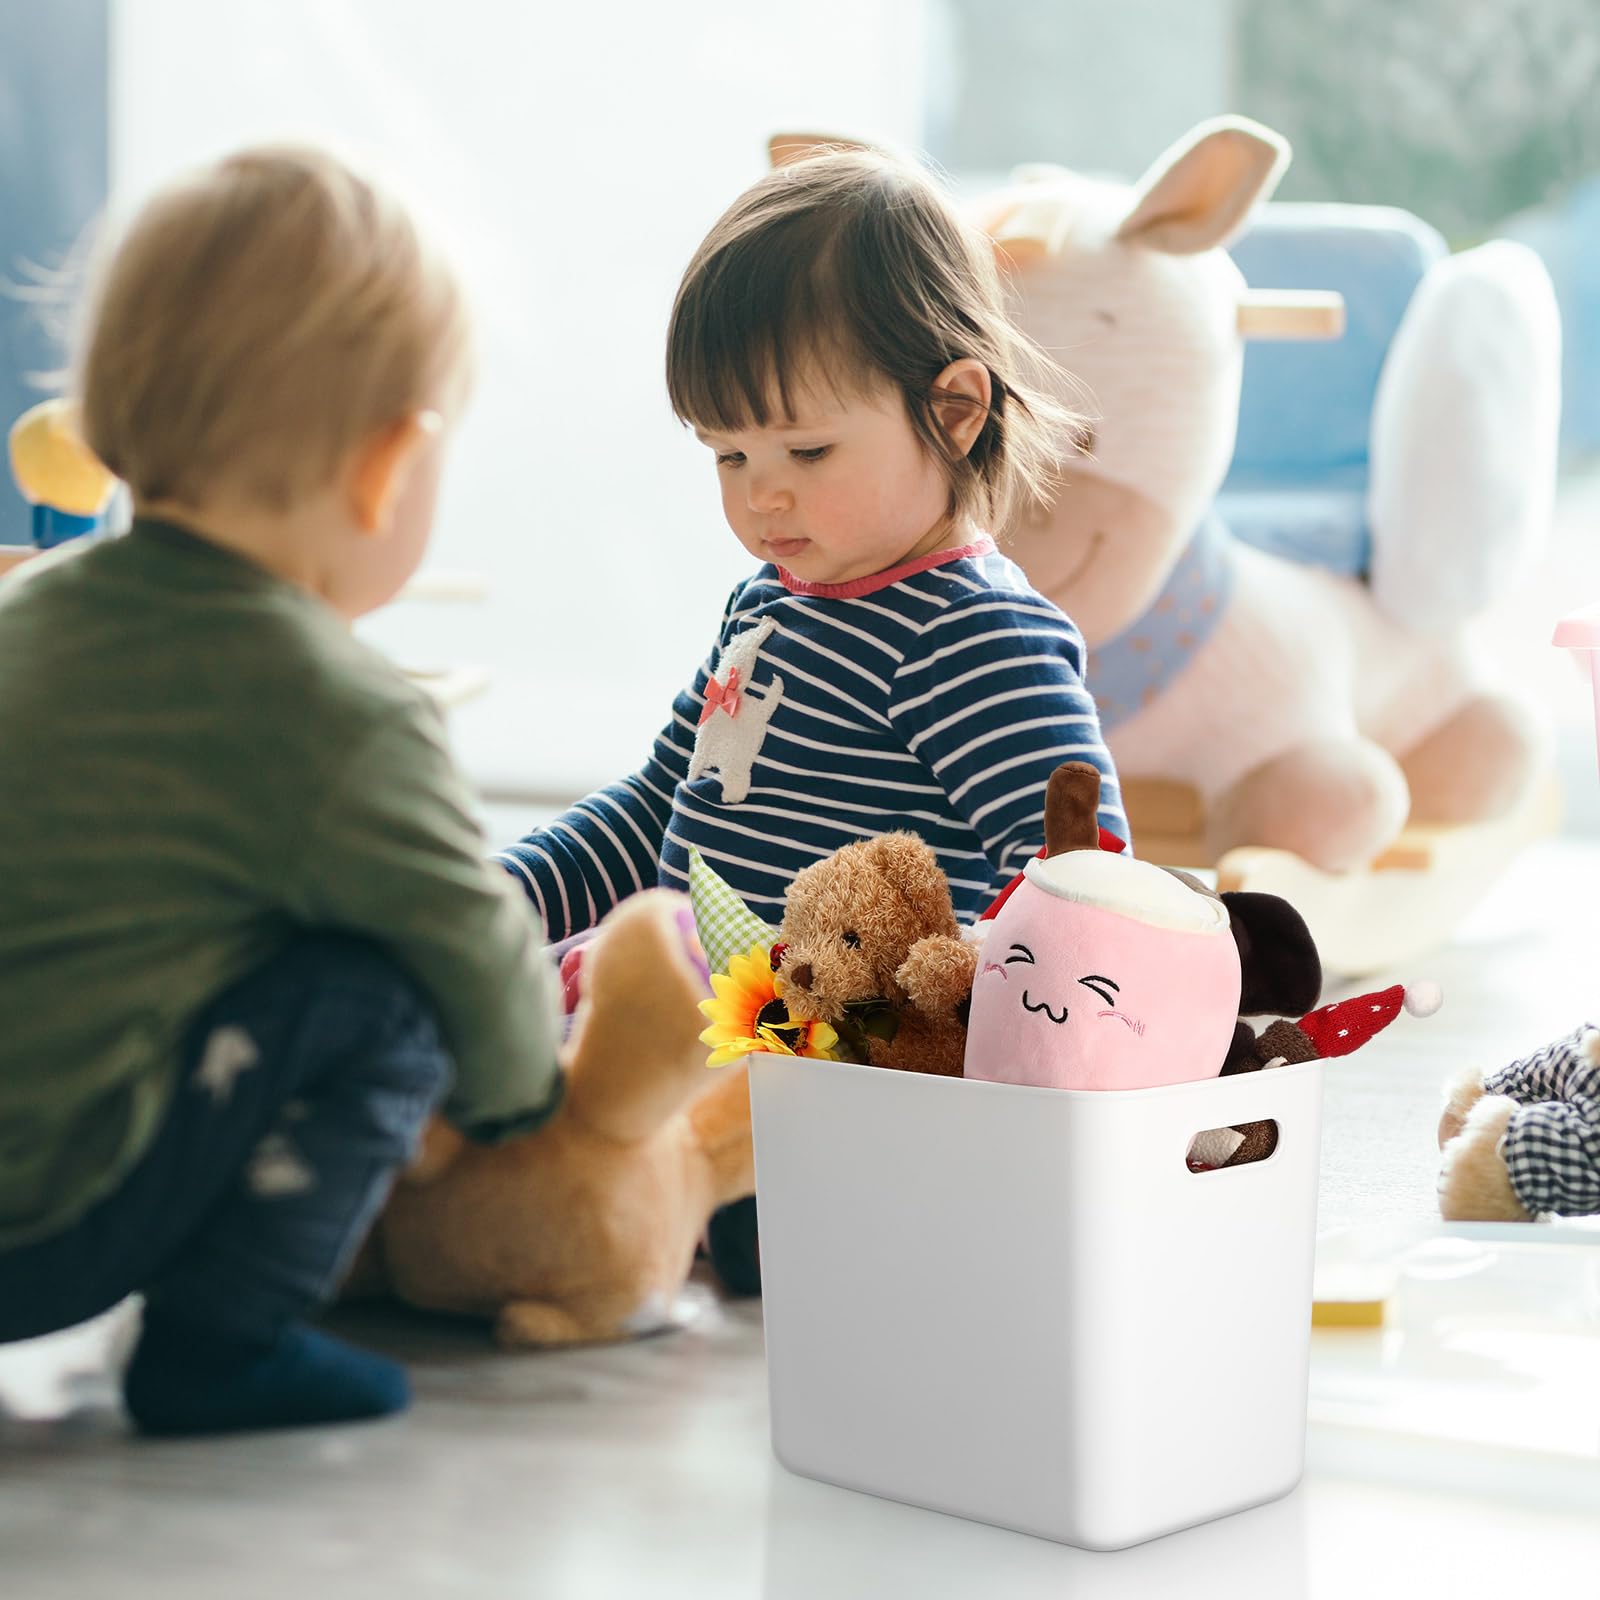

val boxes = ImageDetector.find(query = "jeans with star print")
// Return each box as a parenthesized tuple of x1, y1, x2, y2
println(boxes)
(0, 935, 451, 1345)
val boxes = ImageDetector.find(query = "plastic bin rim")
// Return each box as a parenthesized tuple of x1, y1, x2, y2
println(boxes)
(743, 1050, 1322, 1103)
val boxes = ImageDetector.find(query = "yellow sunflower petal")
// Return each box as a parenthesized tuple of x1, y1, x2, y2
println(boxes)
(705, 1039, 759, 1068)
(803, 1021, 841, 1060)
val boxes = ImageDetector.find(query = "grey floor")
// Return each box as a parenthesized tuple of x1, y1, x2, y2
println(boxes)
(5, 473, 1600, 1596)
(4, 835, 1599, 1599)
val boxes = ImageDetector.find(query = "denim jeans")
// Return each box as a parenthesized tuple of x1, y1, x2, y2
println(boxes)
(0, 934, 452, 1344)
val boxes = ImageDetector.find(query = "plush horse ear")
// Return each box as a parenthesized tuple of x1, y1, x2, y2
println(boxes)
(1222, 891, 1322, 1016)
(1043, 762, 1104, 856)
(1115, 116, 1289, 255)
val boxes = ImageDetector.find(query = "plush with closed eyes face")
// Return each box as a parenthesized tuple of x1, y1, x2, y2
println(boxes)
(963, 864, 1242, 1091)
(963, 760, 1250, 1091)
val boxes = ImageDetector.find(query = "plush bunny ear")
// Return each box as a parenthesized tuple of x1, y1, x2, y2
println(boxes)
(768, 131, 868, 168)
(1223, 891, 1322, 1016)
(1043, 762, 1104, 857)
(859, 833, 960, 937)
(1115, 116, 1289, 255)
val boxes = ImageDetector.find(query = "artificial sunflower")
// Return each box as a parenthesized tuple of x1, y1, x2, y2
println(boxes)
(699, 943, 840, 1067)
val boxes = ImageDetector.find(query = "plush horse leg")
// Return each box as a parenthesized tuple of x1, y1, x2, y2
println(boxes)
(1208, 737, 1410, 871)
(1399, 692, 1543, 825)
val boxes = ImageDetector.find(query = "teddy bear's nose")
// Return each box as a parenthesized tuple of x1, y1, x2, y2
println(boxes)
(790, 962, 814, 990)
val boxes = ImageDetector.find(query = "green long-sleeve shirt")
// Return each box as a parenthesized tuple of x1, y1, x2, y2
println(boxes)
(0, 519, 562, 1249)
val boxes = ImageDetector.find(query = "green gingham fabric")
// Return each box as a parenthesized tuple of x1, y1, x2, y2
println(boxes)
(687, 845, 776, 975)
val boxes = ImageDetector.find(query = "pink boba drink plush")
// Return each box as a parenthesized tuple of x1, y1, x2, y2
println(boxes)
(964, 764, 1319, 1090)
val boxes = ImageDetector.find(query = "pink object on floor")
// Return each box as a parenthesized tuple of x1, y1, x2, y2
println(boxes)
(1555, 604, 1600, 782)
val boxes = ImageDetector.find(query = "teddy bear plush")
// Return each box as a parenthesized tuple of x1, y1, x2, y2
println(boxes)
(1436, 1025, 1600, 1222)
(775, 832, 978, 1078)
(974, 117, 1561, 874)
(349, 888, 756, 1347)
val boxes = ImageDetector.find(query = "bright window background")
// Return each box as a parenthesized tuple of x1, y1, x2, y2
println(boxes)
(3, 0, 1585, 821)
(110, 0, 932, 801)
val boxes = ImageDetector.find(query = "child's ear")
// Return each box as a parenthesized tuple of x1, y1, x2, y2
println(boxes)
(928, 359, 992, 459)
(348, 410, 442, 535)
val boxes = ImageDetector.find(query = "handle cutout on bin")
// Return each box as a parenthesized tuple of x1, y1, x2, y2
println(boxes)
(1185, 1119, 1279, 1172)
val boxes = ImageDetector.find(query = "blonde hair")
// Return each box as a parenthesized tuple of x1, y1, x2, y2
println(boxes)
(76, 144, 471, 511)
(666, 148, 1087, 531)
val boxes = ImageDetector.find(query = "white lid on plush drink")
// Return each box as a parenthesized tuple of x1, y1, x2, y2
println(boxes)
(1022, 848, 1230, 933)
(1021, 760, 1231, 935)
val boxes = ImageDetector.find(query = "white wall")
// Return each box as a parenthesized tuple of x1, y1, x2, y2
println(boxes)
(111, 0, 932, 802)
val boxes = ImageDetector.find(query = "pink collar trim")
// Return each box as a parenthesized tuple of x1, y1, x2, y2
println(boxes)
(775, 534, 996, 598)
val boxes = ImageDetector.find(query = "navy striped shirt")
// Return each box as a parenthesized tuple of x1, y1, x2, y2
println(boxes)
(499, 536, 1127, 935)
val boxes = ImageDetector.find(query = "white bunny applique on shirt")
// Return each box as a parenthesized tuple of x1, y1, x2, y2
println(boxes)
(688, 618, 783, 805)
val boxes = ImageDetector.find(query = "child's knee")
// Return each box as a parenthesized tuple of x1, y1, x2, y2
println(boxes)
(207, 933, 454, 1110)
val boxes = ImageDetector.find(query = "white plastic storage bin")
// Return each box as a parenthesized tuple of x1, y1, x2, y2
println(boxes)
(750, 1054, 1324, 1551)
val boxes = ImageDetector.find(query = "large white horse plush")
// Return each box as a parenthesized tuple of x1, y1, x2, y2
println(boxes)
(978, 116, 1562, 873)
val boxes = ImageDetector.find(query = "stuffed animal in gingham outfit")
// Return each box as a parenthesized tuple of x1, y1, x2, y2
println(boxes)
(1437, 1025, 1600, 1221)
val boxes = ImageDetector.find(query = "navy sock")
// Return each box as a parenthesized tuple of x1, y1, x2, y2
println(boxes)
(124, 1309, 410, 1437)
(706, 1196, 762, 1297)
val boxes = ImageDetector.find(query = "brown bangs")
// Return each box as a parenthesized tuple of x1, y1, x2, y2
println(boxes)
(665, 149, 1089, 529)
(666, 216, 870, 433)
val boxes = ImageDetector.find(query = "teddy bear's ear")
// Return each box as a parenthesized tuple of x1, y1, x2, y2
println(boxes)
(1222, 891, 1322, 1016)
(1043, 762, 1103, 856)
(859, 833, 959, 937)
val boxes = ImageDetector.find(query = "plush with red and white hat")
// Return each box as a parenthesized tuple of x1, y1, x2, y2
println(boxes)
(1235, 980, 1444, 1071)
(1207, 978, 1443, 1168)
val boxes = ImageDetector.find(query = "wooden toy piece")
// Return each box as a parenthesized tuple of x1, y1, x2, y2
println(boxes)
(1121, 772, 1560, 977)
(1311, 1293, 1387, 1329)
(1311, 1262, 1396, 1328)
(1204, 775, 1559, 977)
(1235, 289, 1346, 340)
(8, 398, 117, 549)
(768, 130, 867, 168)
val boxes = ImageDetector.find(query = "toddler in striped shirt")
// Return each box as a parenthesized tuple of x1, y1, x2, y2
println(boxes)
(505, 148, 1120, 934)
(505, 145, 1129, 1293)
(502, 146, 1127, 940)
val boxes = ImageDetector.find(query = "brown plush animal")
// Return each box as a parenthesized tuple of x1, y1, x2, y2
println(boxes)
(1437, 1024, 1600, 1222)
(352, 889, 754, 1347)
(776, 833, 978, 1077)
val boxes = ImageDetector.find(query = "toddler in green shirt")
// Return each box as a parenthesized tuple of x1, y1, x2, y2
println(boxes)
(0, 146, 593, 1435)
